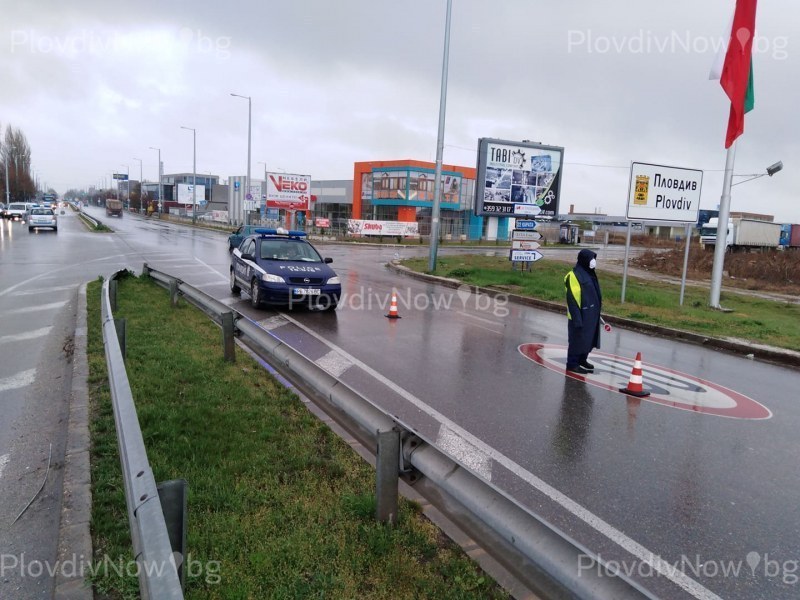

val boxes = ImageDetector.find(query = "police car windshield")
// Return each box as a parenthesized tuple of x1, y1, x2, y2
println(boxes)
(259, 239, 321, 262)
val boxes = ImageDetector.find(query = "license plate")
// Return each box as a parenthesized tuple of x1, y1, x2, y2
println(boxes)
(293, 288, 320, 296)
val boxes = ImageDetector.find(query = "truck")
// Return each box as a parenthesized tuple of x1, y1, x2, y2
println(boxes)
(699, 217, 781, 252)
(779, 224, 800, 249)
(105, 198, 123, 217)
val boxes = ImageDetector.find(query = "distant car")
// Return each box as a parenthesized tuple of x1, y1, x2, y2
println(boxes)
(28, 207, 57, 232)
(227, 224, 260, 252)
(4, 202, 29, 221)
(230, 228, 341, 310)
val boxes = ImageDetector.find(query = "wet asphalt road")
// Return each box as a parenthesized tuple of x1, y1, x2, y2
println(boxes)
(4, 207, 799, 599)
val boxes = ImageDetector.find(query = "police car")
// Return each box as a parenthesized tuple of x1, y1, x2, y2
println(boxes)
(230, 228, 341, 310)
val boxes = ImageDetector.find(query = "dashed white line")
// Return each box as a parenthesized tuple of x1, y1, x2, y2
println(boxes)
(11, 284, 77, 296)
(0, 327, 53, 344)
(0, 369, 36, 393)
(275, 311, 721, 600)
(0, 454, 9, 481)
(4, 301, 68, 315)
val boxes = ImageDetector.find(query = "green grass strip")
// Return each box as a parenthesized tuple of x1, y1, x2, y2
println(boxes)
(402, 255, 800, 352)
(86, 276, 508, 599)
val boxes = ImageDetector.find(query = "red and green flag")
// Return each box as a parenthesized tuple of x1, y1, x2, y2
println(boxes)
(710, 0, 757, 148)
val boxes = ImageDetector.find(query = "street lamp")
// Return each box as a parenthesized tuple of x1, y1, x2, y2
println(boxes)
(133, 157, 142, 211)
(230, 93, 252, 225)
(258, 161, 268, 220)
(120, 164, 129, 207)
(149, 146, 163, 214)
(428, 0, 453, 272)
(1, 141, 9, 205)
(731, 160, 784, 186)
(180, 126, 197, 224)
(709, 159, 784, 308)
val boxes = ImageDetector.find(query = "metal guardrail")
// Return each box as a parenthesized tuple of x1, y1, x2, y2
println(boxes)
(139, 263, 652, 599)
(80, 210, 100, 229)
(101, 272, 184, 599)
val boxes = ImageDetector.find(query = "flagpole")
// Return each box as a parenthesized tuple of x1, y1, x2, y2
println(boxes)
(709, 141, 737, 308)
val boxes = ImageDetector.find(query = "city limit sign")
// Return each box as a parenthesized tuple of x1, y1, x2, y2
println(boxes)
(626, 162, 703, 223)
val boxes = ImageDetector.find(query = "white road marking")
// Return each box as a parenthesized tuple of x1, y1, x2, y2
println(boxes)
(192, 280, 230, 289)
(11, 284, 77, 296)
(218, 296, 240, 306)
(257, 316, 289, 331)
(192, 257, 228, 280)
(0, 327, 52, 344)
(4, 301, 68, 314)
(316, 350, 353, 378)
(0, 369, 36, 393)
(276, 311, 721, 600)
(0, 454, 9, 481)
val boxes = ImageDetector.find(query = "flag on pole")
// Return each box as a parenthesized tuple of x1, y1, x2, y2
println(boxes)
(711, 0, 757, 148)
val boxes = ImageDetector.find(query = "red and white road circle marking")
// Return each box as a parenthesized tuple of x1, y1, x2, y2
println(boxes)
(519, 343, 771, 420)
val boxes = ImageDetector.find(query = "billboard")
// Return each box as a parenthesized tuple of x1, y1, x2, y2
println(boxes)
(475, 138, 564, 220)
(347, 219, 419, 237)
(177, 183, 206, 205)
(266, 173, 311, 210)
(626, 162, 703, 223)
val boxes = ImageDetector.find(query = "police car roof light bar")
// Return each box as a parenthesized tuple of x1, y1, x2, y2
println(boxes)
(254, 227, 307, 238)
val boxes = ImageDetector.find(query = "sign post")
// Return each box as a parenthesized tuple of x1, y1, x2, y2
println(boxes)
(623, 162, 703, 304)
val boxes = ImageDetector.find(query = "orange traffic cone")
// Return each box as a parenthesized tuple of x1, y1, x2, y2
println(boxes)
(619, 352, 650, 397)
(385, 292, 401, 319)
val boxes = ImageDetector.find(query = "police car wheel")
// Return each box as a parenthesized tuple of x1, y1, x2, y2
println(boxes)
(230, 270, 241, 295)
(250, 279, 261, 308)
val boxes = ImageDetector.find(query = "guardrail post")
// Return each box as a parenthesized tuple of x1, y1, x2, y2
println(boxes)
(110, 279, 118, 312)
(221, 312, 236, 363)
(157, 479, 188, 591)
(114, 318, 126, 359)
(143, 263, 151, 278)
(376, 429, 400, 524)
(170, 280, 179, 307)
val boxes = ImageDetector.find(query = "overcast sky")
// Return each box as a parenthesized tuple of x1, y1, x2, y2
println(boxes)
(2, 1, 797, 221)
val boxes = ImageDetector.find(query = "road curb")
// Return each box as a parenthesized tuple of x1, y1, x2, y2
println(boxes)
(387, 261, 800, 370)
(55, 283, 93, 600)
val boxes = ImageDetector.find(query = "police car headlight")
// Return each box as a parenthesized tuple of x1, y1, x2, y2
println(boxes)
(326, 276, 340, 285)
(262, 273, 285, 283)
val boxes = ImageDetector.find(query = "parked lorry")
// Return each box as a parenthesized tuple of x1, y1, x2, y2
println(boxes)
(779, 223, 800, 249)
(105, 198, 123, 217)
(700, 217, 781, 251)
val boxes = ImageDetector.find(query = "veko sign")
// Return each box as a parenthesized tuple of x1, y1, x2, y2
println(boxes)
(266, 173, 311, 210)
(626, 162, 702, 223)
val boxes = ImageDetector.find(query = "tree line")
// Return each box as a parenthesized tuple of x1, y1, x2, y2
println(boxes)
(0, 124, 36, 202)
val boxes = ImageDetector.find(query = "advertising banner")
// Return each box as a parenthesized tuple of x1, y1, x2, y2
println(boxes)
(177, 183, 206, 205)
(347, 219, 420, 237)
(266, 173, 311, 210)
(475, 138, 564, 220)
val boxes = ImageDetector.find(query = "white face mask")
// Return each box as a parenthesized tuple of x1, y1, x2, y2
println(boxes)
(589, 258, 597, 269)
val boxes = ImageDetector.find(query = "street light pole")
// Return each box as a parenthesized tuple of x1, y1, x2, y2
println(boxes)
(428, 0, 453, 272)
(133, 157, 142, 211)
(181, 126, 197, 224)
(231, 93, 252, 226)
(258, 161, 268, 221)
(1, 142, 9, 205)
(709, 154, 783, 308)
(120, 164, 129, 208)
(149, 146, 162, 214)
